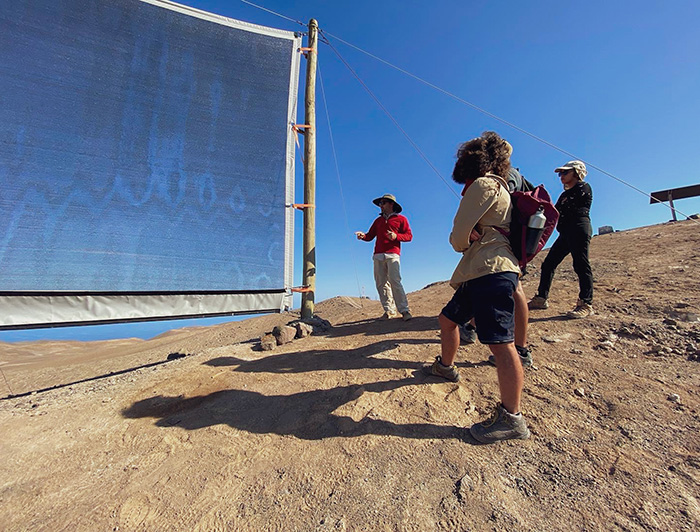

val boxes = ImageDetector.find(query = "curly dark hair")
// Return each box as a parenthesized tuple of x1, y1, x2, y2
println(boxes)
(452, 131, 512, 184)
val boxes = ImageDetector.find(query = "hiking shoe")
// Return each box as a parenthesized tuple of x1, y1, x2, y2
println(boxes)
(459, 323, 477, 345)
(422, 356, 460, 382)
(401, 311, 413, 321)
(567, 300, 594, 319)
(517, 345, 533, 367)
(469, 404, 531, 443)
(487, 345, 533, 368)
(380, 311, 397, 320)
(528, 295, 549, 310)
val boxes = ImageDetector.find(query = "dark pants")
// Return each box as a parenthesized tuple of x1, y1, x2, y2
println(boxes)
(536, 223, 593, 304)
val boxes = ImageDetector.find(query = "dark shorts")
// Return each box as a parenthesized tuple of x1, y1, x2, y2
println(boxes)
(441, 272, 518, 344)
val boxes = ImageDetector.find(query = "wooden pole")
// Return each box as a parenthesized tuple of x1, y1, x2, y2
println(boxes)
(301, 19, 318, 319)
(667, 191, 677, 221)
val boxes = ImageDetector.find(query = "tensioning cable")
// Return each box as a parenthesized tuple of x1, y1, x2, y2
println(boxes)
(319, 28, 699, 224)
(239, 1, 697, 223)
(238, 0, 306, 27)
(317, 60, 365, 301)
(319, 31, 459, 200)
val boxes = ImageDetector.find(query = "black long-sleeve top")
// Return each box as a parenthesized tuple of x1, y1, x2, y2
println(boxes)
(555, 181, 593, 230)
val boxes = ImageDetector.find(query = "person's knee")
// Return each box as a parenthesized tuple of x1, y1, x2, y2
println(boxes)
(439, 312, 457, 330)
(388, 263, 402, 282)
(514, 283, 526, 302)
(489, 343, 519, 365)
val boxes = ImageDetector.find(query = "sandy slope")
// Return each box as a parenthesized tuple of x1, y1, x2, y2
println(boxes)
(1, 220, 699, 531)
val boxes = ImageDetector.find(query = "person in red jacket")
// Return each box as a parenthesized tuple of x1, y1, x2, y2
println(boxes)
(355, 194, 413, 321)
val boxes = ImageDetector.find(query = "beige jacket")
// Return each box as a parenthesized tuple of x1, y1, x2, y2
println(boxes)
(449, 173, 520, 288)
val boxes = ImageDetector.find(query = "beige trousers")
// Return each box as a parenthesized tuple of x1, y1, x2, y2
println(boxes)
(373, 253, 409, 314)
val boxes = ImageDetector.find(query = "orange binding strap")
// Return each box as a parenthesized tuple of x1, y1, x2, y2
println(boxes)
(291, 286, 312, 293)
(292, 124, 311, 134)
(292, 204, 314, 210)
(292, 124, 312, 150)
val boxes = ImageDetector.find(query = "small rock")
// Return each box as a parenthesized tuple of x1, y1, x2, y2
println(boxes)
(596, 341, 614, 350)
(542, 336, 561, 344)
(294, 322, 313, 338)
(668, 393, 681, 404)
(299, 316, 332, 334)
(260, 333, 276, 351)
(669, 311, 700, 323)
(457, 473, 476, 501)
(574, 388, 585, 397)
(273, 325, 297, 345)
(570, 348, 583, 354)
(663, 318, 678, 327)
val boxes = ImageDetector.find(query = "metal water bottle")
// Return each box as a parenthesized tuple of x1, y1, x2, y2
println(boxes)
(525, 208, 547, 256)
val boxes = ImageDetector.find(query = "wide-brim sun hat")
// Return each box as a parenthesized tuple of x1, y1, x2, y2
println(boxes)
(372, 194, 402, 213)
(555, 160, 587, 180)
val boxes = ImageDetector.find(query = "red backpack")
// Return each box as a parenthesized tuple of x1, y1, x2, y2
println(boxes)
(499, 184, 559, 271)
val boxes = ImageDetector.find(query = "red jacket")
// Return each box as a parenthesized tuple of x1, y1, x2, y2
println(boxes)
(361, 213, 412, 254)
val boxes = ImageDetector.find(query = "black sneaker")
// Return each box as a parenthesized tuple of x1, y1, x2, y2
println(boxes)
(459, 323, 477, 345)
(487, 345, 533, 368)
(421, 356, 460, 382)
(470, 404, 531, 443)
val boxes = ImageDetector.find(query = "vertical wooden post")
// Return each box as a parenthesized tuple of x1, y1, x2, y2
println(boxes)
(301, 19, 318, 319)
(667, 191, 677, 221)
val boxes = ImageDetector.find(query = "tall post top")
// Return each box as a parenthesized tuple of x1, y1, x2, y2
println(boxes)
(308, 19, 318, 30)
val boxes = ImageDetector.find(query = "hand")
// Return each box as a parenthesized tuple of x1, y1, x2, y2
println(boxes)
(355, 231, 366, 240)
(469, 229, 481, 242)
(387, 230, 397, 241)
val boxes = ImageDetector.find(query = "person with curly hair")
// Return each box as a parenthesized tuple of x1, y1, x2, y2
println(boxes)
(528, 160, 594, 318)
(460, 165, 534, 369)
(422, 131, 530, 443)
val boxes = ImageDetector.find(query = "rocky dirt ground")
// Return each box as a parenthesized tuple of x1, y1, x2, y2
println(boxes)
(1, 220, 699, 531)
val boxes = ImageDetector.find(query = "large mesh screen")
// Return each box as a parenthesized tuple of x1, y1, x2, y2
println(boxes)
(0, 0, 300, 328)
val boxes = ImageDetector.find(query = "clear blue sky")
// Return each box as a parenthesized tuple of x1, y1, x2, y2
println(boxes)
(2, 0, 699, 342)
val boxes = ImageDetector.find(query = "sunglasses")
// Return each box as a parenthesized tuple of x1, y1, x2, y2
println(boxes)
(378, 199, 392, 205)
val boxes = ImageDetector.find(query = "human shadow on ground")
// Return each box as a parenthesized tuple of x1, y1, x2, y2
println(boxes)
(122, 375, 477, 442)
(206, 338, 439, 374)
(319, 315, 440, 339)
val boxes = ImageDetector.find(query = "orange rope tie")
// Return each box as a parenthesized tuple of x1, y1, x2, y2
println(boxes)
(291, 204, 314, 210)
(292, 124, 312, 153)
(292, 124, 312, 134)
(291, 286, 312, 293)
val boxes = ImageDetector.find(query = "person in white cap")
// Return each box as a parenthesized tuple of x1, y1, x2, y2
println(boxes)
(355, 194, 413, 321)
(528, 160, 594, 318)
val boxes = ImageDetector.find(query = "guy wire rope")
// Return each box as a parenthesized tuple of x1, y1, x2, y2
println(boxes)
(239, 0, 306, 26)
(238, 0, 699, 223)
(317, 61, 365, 302)
(319, 29, 700, 225)
(320, 31, 460, 200)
